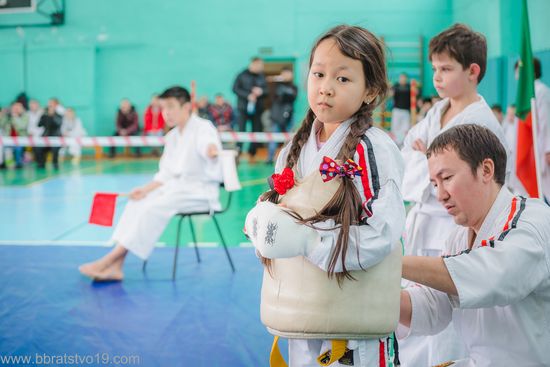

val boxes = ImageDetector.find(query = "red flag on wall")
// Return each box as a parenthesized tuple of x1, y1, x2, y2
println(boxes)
(89, 193, 119, 226)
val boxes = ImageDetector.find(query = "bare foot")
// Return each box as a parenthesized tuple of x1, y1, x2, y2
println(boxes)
(91, 268, 124, 282)
(79, 261, 107, 279)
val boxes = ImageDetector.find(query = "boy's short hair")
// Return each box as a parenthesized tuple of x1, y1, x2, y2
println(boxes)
(429, 24, 487, 83)
(491, 104, 502, 113)
(426, 124, 507, 186)
(158, 86, 191, 104)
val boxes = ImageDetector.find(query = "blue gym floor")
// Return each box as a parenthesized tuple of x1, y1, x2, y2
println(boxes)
(0, 159, 286, 366)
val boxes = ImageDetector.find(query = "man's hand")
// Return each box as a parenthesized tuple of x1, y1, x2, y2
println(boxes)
(412, 139, 427, 153)
(247, 93, 257, 102)
(207, 144, 219, 158)
(546, 152, 550, 166)
(252, 87, 263, 96)
(129, 187, 148, 200)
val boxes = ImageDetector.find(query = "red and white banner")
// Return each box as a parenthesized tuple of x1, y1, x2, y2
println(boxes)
(0, 132, 293, 147)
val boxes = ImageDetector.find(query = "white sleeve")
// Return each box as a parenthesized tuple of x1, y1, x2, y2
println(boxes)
(306, 131, 406, 271)
(536, 88, 550, 154)
(153, 134, 173, 184)
(196, 120, 222, 159)
(401, 117, 432, 203)
(444, 217, 549, 308)
(195, 121, 223, 182)
(397, 286, 454, 339)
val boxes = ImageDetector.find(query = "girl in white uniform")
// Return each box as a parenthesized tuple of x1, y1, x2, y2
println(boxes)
(246, 25, 405, 366)
(79, 86, 222, 281)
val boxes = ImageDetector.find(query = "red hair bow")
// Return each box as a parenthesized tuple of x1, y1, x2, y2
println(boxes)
(270, 167, 295, 195)
(319, 156, 363, 182)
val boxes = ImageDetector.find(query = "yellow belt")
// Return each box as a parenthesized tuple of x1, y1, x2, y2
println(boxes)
(270, 336, 347, 367)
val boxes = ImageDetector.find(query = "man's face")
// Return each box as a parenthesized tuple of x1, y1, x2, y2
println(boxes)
(120, 100, 131, 113)
(160, 97, 191, 127)
(428, 148, 486, 228)
(11, 103, 23, 116)
(29, 100, 39, 112)
(250, 59, 264, 74)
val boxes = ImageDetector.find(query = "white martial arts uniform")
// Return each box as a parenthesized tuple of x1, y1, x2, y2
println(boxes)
(61, 116, 87, 158)
(271, 119, 406, 367)
(111, 114, 222, 259)
(391, 108, 411, 147)
(535, 80, 550, 202)
(399, 95, 509, 366)
(398, 187, 550, 366)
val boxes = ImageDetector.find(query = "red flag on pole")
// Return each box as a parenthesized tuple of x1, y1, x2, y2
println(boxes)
(89, 193, 119, 226)
(515, 0, 541, 198)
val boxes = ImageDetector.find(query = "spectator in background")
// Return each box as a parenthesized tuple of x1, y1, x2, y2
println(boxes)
(8, 102, 29, 168)
(0, 106, 9, 169)
(143, 94, 165, 156)
(491, 104, 503, 123)
(208, 93, 234, 131)
(48, 97, 65, 116)
(391, 72, 412, 146)
(110, 99, 140, 158)
(232, 57, 266, 163)
(37, 103, 62, 169)
(267, 67, 297, 164)
(27, 99, 44, 138)
(143, 95, 165, 136)
(197, 96, 210, 119)
(61, 107, 87, 165)
(15, 92, 29, 110)
(416, 96, 433, 123)
(27, 99, 44, 165)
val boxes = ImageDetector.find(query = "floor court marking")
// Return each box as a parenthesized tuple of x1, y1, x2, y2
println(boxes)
(0, 240, 253, 247)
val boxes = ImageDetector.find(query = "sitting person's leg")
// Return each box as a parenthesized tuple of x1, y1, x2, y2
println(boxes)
(79, 245, 128, 281)
(79, 189, 178, 281)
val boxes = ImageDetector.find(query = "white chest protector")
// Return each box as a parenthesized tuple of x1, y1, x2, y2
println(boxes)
(260, 170, 402, 340)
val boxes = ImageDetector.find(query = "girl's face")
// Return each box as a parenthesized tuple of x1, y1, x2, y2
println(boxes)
(308, 38, 370, 126)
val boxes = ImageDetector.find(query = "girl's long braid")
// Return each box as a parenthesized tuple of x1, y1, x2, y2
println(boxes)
(259, 109, 316, 269)
(326, 103, 374, 284)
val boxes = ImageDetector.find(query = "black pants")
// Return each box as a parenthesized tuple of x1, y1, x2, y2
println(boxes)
(236, 108, 263, 157)
(109, 132, 142, 158)
(36, 147, 60, 168)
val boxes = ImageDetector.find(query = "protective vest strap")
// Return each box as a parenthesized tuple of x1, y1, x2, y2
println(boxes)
(269, 336, 347, 367)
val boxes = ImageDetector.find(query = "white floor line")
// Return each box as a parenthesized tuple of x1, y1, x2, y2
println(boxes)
(0, 240, 253, 247)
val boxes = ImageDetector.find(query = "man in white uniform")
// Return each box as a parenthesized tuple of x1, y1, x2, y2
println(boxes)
(398, 124, 550, 367)
(399, 24, 510, 366)
(79, 86, 222, 281)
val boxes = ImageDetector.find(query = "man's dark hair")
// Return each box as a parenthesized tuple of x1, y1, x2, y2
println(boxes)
(514, 57, 542, 79)
(158, 86, 191, 104)
(250, 56, 262, 63)
(491, 104, 502, 113)
(426, 124, 507, 186)
(429, 23, 487, 83)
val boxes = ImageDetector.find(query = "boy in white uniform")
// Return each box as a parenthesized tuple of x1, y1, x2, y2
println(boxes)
(399, 24, 510, 366)
(399, 124, 550, 367)
(79, 86, 222, 281)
